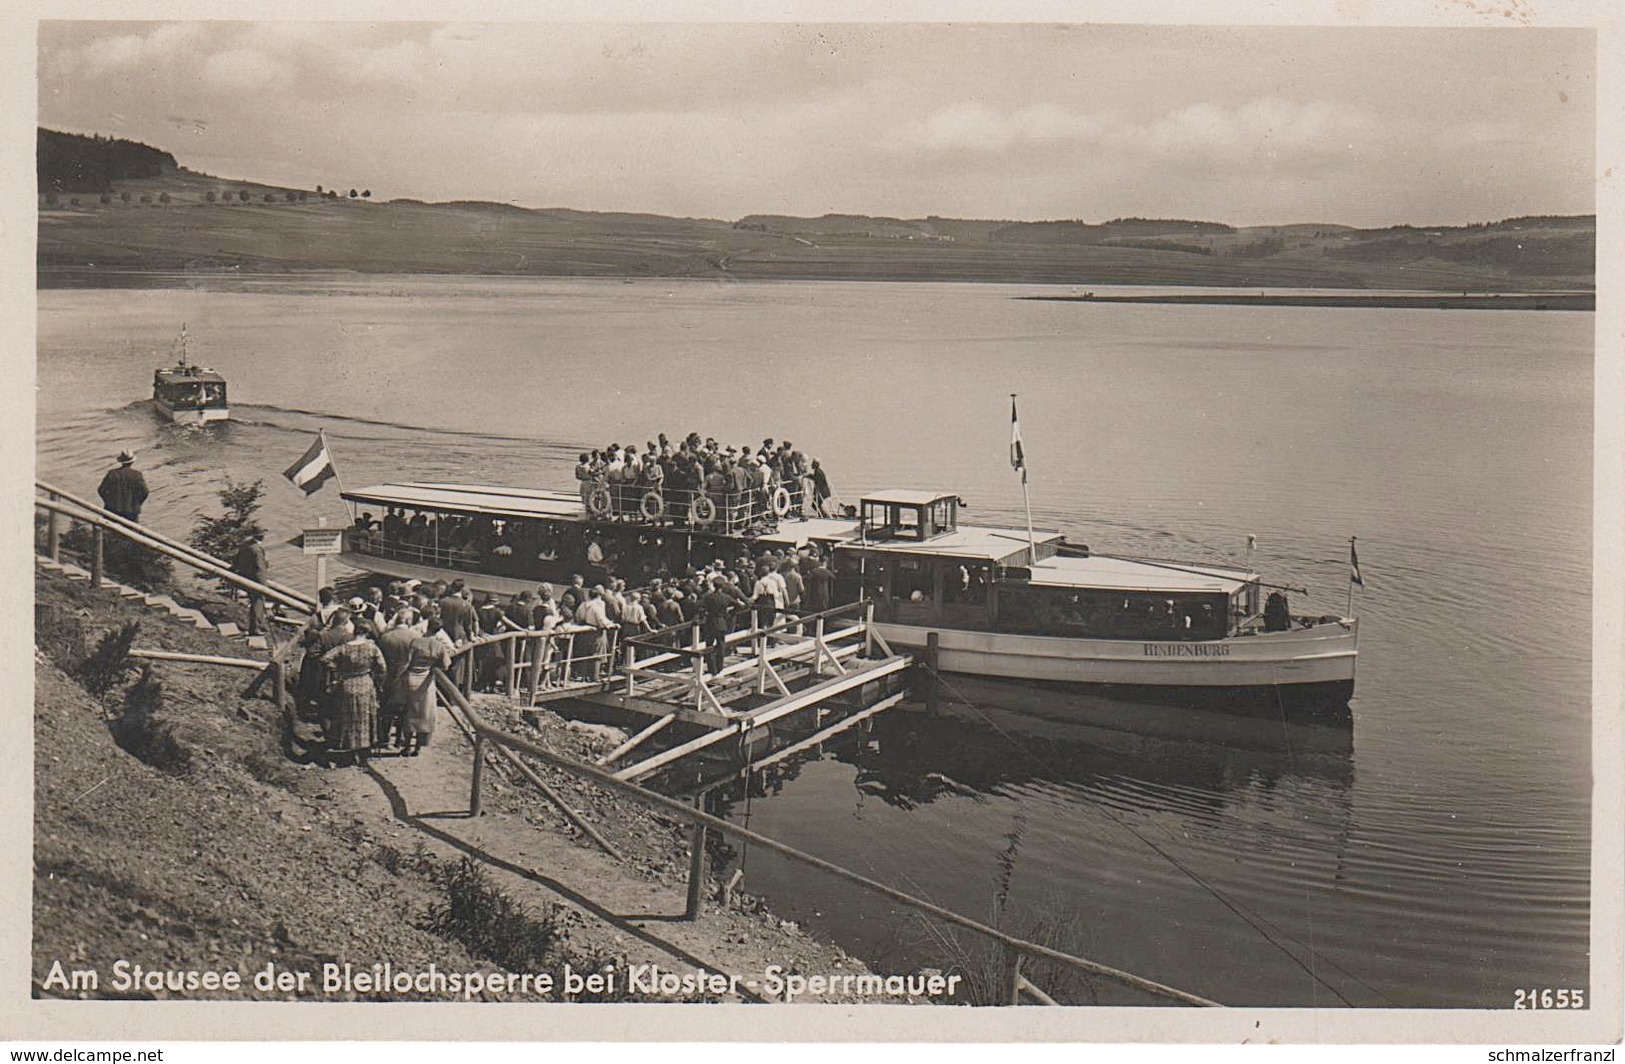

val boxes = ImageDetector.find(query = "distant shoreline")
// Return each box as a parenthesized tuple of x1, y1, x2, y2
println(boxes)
(1020, 291, 1595, 311)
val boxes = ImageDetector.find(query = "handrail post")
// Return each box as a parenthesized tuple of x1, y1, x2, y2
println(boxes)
(864, 599, 874, 656)
(90, 525, 104, 589)
(1002, 944, 1024, 1006)
(46, 491, 60, 561)
(624, 640, 637, 695)
(470, 734, 486, 817)
(813, 613, 826, 676)
(925, 630, 941, 715)
(684, 795, 707, 920)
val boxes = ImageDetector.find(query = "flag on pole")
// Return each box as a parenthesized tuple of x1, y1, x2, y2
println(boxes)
(1010, 395, 1027, 485)
(1349, 538, 1364, 588)
(284, 431, 337, 496)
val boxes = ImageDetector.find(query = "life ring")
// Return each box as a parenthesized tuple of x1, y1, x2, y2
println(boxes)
(689, 495, 717, 527)
(639, 491, 664, 521)
(770, 486, 792, 518)
(586, 487, 612, 518)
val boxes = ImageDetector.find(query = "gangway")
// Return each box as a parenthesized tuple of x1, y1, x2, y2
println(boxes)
(447, 601, 912, 785)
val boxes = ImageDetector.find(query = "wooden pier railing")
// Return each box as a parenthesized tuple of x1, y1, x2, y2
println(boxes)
(435, 667, 1219, 1008)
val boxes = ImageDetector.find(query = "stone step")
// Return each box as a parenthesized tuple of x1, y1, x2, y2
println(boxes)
(144, 594, 179, 612)
(245, 635, 269, 651)
(119, 586, 145, 599)
(215, 622, 242, 638)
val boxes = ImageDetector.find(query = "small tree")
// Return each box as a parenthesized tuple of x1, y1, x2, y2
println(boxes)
(264, 193, 276, 203)
(349, 188, 358, 199)
(189, 478, 267, 590)
(205, 190, 217, 203)
(285, 190, 298, 202)
(362, 190, 371, 199)
(297, 191, 308, 202)
(120, 191, 131, 204)
(315, 184, 323, 195)
(238, 189, 250, 203)
(159, 191, 171, 205)
(99, 193, 112, 205)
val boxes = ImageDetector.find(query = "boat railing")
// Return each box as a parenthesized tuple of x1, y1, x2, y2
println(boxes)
(345, 530, 487, 571)
(587, 482, 819, 533)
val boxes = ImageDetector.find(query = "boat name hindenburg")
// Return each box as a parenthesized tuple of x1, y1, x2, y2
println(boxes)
(1143, 643, 1232, 657)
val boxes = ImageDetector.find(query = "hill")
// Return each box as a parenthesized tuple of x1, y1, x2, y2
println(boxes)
(35, 128, 1594, 291)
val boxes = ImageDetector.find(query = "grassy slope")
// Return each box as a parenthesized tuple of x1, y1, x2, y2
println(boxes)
(37, 169, 1594, 290)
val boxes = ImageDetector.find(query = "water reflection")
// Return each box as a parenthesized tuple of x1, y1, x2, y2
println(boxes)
(690, 684, 1362, 1005)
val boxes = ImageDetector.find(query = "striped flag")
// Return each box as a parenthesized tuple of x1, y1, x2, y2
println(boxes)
(1010, 395, 1026, 485)
(284, 430, 336, 495)
(1350, 537, 1364, 588)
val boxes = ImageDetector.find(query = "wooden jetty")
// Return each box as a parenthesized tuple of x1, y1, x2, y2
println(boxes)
(446, 601, 913, 784)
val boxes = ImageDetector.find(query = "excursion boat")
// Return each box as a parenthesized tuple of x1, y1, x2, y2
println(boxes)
(335, 479, 1357, 710)
(152, 325, 229, 424)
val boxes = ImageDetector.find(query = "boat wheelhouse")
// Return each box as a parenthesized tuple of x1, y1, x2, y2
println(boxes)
(151, 327, 229, 424)
(336, 479, 1356, 709)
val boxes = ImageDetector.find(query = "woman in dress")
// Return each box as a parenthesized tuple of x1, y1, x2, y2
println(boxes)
(396, 616, 453, 756)
(320, 619, 384, 767)
(298, 608, 355, 724)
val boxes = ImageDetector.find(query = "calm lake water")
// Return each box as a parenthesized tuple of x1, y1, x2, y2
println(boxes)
(34, 276, 1593, 1007)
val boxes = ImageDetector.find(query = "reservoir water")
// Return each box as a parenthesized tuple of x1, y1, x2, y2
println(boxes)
(34, 276, 1593, 1007)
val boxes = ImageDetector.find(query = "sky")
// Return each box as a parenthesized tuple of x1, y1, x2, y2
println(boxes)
(36, 20, 1596, 227)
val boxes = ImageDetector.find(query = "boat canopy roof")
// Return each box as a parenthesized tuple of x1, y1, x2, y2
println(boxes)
(844, 526, 1063, 563)
(155, 367, 226, 384)
(1027, 555, 1253, 595)
(862, 489, 957, 507)
(342, 482, 584, 521)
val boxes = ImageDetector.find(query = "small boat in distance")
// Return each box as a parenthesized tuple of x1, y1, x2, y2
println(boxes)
(152, 324, 229, 424)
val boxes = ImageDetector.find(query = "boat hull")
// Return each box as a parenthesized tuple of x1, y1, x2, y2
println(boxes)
(875, 619, 1357, 708)
(154, 400, 229, 425)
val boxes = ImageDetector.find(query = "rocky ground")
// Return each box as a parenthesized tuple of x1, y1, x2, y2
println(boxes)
(32, 568, 888, 1004)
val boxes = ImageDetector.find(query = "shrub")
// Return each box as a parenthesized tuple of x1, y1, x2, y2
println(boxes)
(189, 477, 266, 566)
(114, 664, 193, 776)
(77, 620, 140, 697)
(428, 858, 563, 973)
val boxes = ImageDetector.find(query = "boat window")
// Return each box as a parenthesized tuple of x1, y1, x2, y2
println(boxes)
(893, 556, 934, 603)
(930, 499, 956, 534)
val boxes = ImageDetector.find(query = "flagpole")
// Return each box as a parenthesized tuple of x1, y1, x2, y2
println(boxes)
(1346, 536, 1357, 617)
(1013, 393, 1037, 566)
(319, 429, 356, 519)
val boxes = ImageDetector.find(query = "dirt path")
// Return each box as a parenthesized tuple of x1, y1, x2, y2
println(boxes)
(290, 703, 865, 1002)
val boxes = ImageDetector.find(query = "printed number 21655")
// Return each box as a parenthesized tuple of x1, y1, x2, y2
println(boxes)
(1514, 988, 1585, 1009)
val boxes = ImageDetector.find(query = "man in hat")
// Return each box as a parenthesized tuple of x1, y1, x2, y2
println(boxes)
(98, 450, 149, 521)
(232, 528, 269, 636)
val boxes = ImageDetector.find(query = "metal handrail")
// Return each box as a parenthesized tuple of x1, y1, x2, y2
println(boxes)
(435, 667, 1218, 1008)
(35, 496, 316, 615)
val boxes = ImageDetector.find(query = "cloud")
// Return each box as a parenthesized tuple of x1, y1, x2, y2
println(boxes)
(202, 47, 288, 92)
(912, 102, 1105, 152)
(902, 96, 1375, 174)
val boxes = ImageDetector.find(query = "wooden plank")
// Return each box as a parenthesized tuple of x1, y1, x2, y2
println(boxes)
(129, 648, 267, 670)
(597, 713, 678, 766)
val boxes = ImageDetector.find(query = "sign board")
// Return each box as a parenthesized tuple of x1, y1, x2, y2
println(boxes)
(301, 527, 345, 555)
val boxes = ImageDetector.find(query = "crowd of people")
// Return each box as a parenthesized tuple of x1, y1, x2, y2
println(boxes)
(574, 433, 835, 527)
(293, 543, 843, 766)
